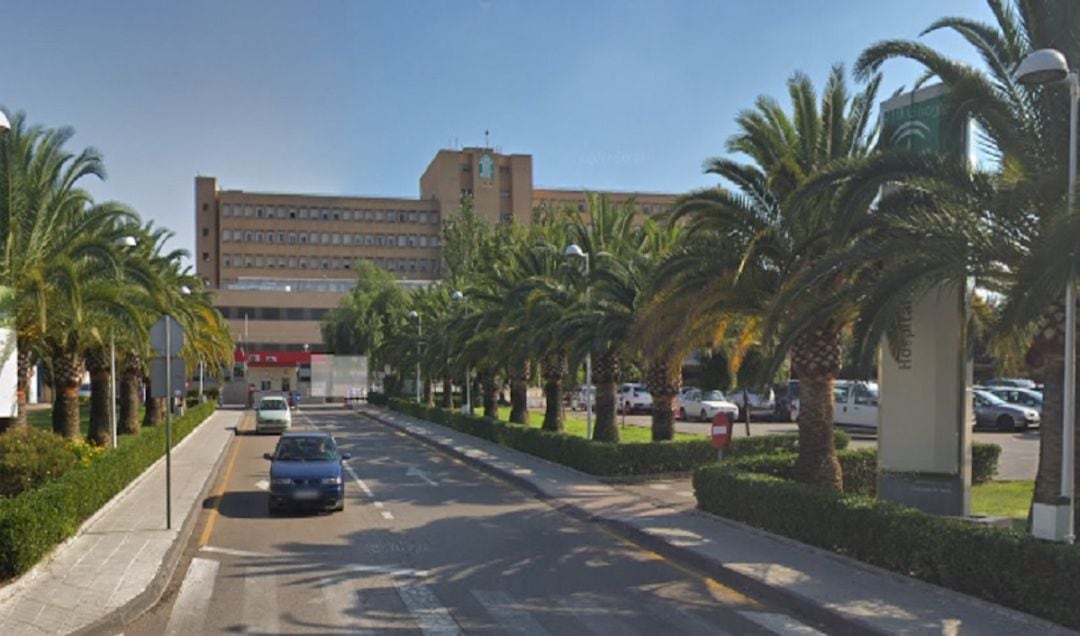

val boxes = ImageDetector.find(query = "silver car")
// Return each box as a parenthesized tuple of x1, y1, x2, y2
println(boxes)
(256, 396, 293, 434)
(972, 389, 1039, 431)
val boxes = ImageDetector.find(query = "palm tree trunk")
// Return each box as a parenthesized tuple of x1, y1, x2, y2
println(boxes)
(790, 327, 843, 492)
(86, 351, 112, 446)
(119, 356, 141, 436)
(646, 357, 680, 441)
(423, 379, 434, 406)
(592, 348, 620, 442)
(509, 359, 530, 425)
(50, 347, 84, 439)
(481, 373, 498, 418)
(0, 343, 32, 432)
(541, 352, 566, 432)
(441, 376, 453, 408)
(143, 374, 164, 427)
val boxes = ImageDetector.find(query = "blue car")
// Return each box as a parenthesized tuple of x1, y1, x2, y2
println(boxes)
(264, 431, 351, 514)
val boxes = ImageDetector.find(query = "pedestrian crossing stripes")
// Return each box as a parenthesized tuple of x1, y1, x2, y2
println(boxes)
(163, 551, 826, 635)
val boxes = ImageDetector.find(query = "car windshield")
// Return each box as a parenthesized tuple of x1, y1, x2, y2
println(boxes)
(275, 437, 337, 461)
(260, 399, 287, 411)
(976, 391, 1007, 406)
(702, 391, 726, 401)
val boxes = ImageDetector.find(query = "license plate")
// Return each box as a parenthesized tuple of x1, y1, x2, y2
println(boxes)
(293, 489, 319, 500)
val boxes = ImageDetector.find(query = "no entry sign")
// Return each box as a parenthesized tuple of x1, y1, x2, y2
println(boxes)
(711, 412, 732, 449)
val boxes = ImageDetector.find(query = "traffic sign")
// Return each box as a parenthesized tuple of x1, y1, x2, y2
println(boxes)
(149, 357, 187, 398)
(150, 316, 184, 357)
(711, 412, 732, 449)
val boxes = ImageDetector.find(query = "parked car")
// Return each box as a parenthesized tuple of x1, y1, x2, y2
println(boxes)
(569, 385, 595, 411)
(985, 377, 1037, 389)
(264, 431, 350, 514)
(973, 388, 1039, 431)
(731, 387, 775, 420)
(678, 389, 739, 422)
(774, 380, 800, 422)
(617, 383, 653, 414)
(833, 380, 879, 430)
(255, 395, 292, 434)
(982, 386, 1043, 414)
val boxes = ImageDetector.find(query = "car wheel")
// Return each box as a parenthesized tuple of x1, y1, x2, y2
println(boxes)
(996, 414, 1015, 432)
(700, 409, 708, 422)
(678, 407, 686, 421)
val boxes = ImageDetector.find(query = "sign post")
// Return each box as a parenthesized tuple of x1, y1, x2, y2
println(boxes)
(150, 315, 184, 530)
(711, 412, 732, 460)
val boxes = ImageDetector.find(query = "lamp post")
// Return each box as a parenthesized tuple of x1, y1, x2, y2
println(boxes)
(565, 244, 593, 440)
(451, 290, 470, 414)
(0, 110, 9, 135)
(1018, 48, 1077, 544)
(111, 236, 139, 449)
(408, 310, 422, 403)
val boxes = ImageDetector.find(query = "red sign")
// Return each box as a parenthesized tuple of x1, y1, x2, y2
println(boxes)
(711, 412, 732, 449)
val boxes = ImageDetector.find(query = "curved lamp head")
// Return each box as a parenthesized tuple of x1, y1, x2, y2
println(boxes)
(565, 244, 587, 258)
(407, 310, 419, 319)
(121, 236, 138, 248)
(451, 290, 464, 301)
(0, 111, 9, 135)
(1017, 48, 1070, 85)
(180, 285, 192, 296)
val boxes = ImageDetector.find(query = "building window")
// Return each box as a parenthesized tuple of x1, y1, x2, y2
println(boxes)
(222, 230, 230, 242)
(331, 258, 341, 269)
(244, 231, 253, 242)
(419, 236, 428, 247)
(364, 235, 372, 246)
(245, 257, 253, 268)
(341, 234, 351, 245)
(461, 163, 471, 173)
(300, 208, 309, 220)
(333, 210, 340, 221)
(231, 230, 241, 241)
(431, 258, 438, 273)
(255, 256, 264, 267)
(398, 212, 407, 222)
(256, 208, 263, 218)
(255, 232, 263, 243)
(245, 206, 253, 218)
(500, 190, 510, 199)
(460, 189, 472, 199)
(419, 259, 429, 272)
(308, 232, 317, 244)
(364, 210, 373, 221)
(289, 232, 297, 244)
(321, 232, 329, 244)
(278, 232, 285, 243)
(300, 234, 308, 244)
(223, 257, 231, 267)
(201, 251, 209, 262)
(288, 256, 296, 268)
(409, 259, 417, 272)
(387, 259, 396, 271)
(332, 233, 341, 245)
(398, 235, 406, 247)
(222, 205, 231, 217)
(289, 209, 296, 219)
(278, 257, 286, 268)
(500, 165, 510, 175)
(299, 258, 307, 269)
(321, 210, 328, 220)
(419, 212, 428, 224)
(375, 235, 383, 247)
(408, 235, 417, 247)
(201, 227, 209, 237)
(321, 259, 329, 270)
(432, 214, 439, 224)
(376, 211, 385, 221)
(431, 235, 440, 247)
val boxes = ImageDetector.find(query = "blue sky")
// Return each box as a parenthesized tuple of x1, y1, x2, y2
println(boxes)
(1, 0, 991, 263)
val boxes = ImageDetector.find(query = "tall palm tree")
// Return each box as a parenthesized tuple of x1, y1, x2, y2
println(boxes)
(811, 0, 1080, 519)
(0, 113, 109, 431)
(664, 65, 881, 488)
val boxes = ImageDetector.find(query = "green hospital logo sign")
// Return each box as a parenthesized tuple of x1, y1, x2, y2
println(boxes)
(881, 87, 966, 157)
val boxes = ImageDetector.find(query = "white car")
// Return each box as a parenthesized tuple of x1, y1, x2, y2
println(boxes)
(617, 383, 653, 414)
(569, 385, 595, 411)
(679, 389, 739, 422)
(731, 387, 776, 420)
(833, 380, 878, 430)
(255, 396, 292, 434)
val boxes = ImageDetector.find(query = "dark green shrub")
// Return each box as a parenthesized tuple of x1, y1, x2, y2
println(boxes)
(693, 464, 1080, 630)
(0, 428, 84, 497)
(0, 402, 218, 580)
(367, 392, 389, 406)
(726, 429, 849, 458)
(972, 442, 1000, 484)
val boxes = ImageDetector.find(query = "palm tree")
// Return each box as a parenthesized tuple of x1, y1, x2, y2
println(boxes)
(0, 113, 109, 432)
(815, 0, 1080, 519)
(663, 65, 881, 488)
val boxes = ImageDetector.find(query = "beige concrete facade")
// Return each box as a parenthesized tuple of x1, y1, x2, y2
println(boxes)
(195, 147, 678, 354)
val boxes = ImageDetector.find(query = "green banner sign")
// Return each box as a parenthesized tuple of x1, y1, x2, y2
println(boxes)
(881, 84, 967, 156)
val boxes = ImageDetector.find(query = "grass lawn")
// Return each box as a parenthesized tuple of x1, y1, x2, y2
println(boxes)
(27, 404, 146, 441)
(972, 480, 1033, 530)
(495, 406, 701, 442)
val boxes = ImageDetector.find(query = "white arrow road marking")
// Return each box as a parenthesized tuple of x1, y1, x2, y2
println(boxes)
(255, 479, 269, 491)
(407, 465, 438, 486)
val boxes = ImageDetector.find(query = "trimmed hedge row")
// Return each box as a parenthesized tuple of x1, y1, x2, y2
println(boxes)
(388, 398, 718, 476)
(726, 428, 850, 456)
(693, 464, 1080, 630)
(0, 402, 218, 580)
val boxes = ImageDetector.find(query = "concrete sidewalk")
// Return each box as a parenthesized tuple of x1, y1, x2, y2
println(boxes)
(361, 405, 1076, 636)
(0, 408, 242, 636)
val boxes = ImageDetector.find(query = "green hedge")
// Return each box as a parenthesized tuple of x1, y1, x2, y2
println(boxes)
(693, 464, 1080, 629)
(367, 392, 389, 406)
(0, 402, 218, 581)
(726, 428, 850, 457)
(388, 398, 716, 476)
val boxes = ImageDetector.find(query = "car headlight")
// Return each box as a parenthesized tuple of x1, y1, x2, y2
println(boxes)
(270, 477, 293, 485)
(1026, 411, 1039, 421)
(320, 476, 342, 485)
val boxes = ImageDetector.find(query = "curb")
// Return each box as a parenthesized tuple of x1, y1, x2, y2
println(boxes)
(359, 407, 874, 636)
(72, 409, 245, 636)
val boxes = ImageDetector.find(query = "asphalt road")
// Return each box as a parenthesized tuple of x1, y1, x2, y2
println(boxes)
(123, 405, 833, 635)
(609, 412, 1040, 481)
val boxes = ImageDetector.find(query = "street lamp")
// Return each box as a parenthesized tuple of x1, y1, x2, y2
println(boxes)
(565, 244, 593, 440)
(0, 110, 9, 135)
(1018, 47, 1076, 544)
(111, 236, 140, 448)
(451, 290, 470, 414)
(408, 310, 422, 403)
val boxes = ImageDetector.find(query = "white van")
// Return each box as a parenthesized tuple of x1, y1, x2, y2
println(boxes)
(833, 380, 878, 430)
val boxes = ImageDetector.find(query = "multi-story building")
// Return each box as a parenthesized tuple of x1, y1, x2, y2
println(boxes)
(195, 146, 678, 393)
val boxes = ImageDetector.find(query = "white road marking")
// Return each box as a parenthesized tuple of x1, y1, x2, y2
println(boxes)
(374, 501, 385, 508)
(396, 584, 462, 635)
(165, 557, 218, 636)
(471, 590, 551, 636)
(643, 598, 734, 635)
(738, 611, 825, 635)
(254, 479, 269, 491)
(201, 545, 271, 558)
(382, 511, 395, 520)
(556, 596, 635, 634)
(242, 567, 280, 634)
(318, 580, 374, 634)
(407, 465, 439, 486)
